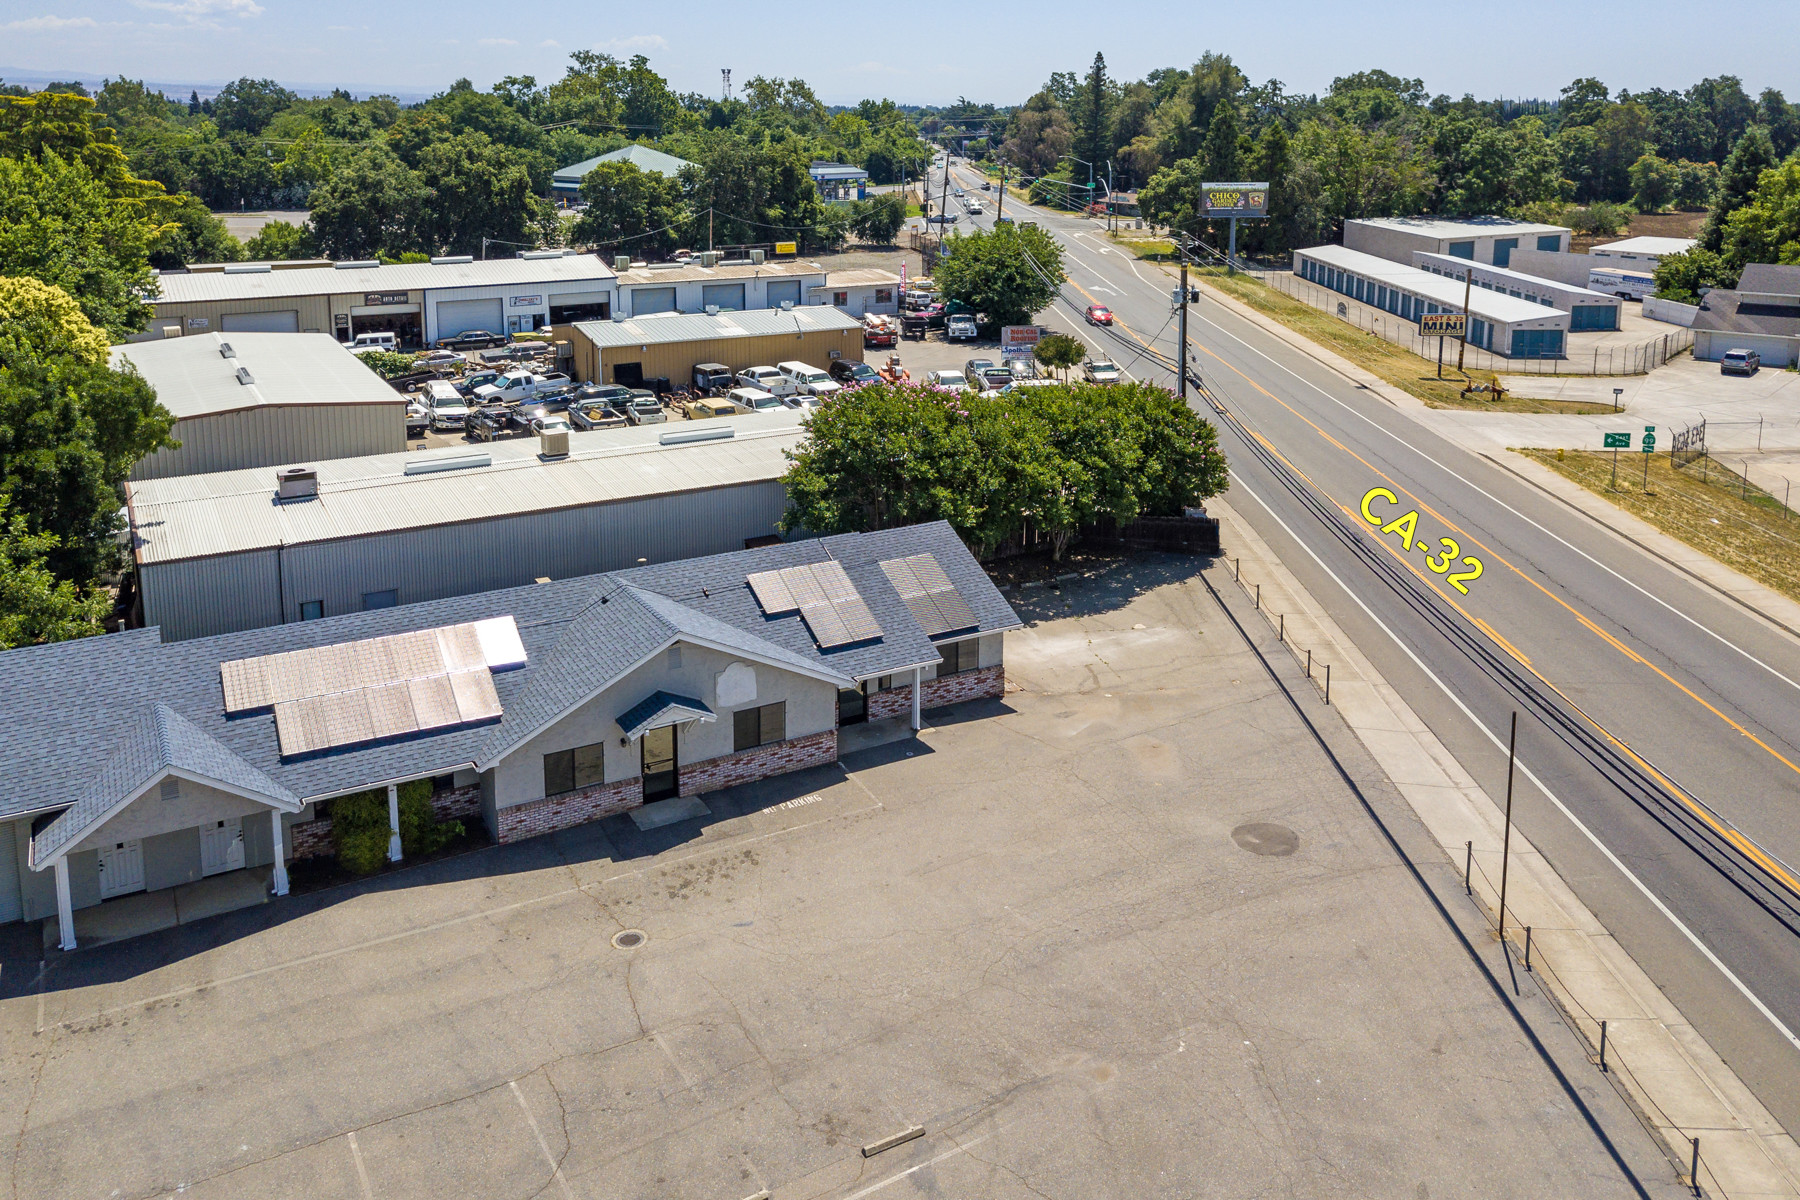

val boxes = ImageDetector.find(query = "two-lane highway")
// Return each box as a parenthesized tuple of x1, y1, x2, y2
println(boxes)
(926, 156, 1800, 1127)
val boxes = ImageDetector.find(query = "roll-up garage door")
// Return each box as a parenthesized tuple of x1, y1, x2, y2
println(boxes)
(633, 287, 677, 316)
(766, 280, 802, 308)
(435, 298, 504, 341)
(548, 292, 611, 323)
(0, 821, 19, 924)
(221, 310, 299, 333)
(701, 283, 745, 311)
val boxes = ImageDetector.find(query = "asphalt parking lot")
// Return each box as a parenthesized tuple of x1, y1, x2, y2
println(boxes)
(0, 556, 1682, 1199)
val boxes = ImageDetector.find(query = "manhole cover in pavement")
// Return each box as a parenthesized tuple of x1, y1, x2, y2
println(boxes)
(612, 930, 646, 949)
(1231, 822, 1298, 857)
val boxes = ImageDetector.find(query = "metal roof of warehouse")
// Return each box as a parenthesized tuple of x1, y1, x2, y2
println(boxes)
(152, 255, 618, 305)
(1299, 245, 1568, 324)
(611, 259, 826, 287)
(1591, 236, 1698, 257)
(554, 144, 694, 183)
(1346, 215, 1570, 238)
(111, 331, 404, 420)
(125, 410, 807, 564)
(1411, 251, 1618, 303)
(574, 306, 864, 349)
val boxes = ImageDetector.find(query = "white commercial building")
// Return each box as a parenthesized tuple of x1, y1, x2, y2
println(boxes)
(116, 332, 408, 480)
(124, 411, 809, 642)
(609, 259, 828, 318)
(1411, 251, 1623, 331)
(808, 268, 902, 318)
(1344, 216, 1571, 268)
(147, 254, 618, 349)
(1294, 245, 1571, 358)
(1590, 236, 1697, 269)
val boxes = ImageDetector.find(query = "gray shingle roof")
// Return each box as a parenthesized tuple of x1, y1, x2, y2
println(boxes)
(0, 524, 1019, 844)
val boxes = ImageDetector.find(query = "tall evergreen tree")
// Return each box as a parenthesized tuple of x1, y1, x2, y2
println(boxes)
(1701, 124, 1776, 251)
(1074, 53, 1112, 196)
(1202, 101, 1241, 181)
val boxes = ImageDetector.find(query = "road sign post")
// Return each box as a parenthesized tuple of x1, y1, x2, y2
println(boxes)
(1642, 426, 1657, 490)
(1419, 311, 1467, 378)
(1603, 431, 1630, 488)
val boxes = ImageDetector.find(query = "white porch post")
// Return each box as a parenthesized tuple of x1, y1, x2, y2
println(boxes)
(387, 783, 402, 862)
(270, 810, 290, 896)
(53, 858, 76, 952)
(911, 666, 922, 731)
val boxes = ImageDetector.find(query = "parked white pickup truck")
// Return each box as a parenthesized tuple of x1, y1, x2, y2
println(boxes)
(472, 370, 571, 404)
(735, 365, 797, 397)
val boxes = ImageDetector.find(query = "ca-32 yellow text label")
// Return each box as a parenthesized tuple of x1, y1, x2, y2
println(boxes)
(1360, 488, 1485, 594)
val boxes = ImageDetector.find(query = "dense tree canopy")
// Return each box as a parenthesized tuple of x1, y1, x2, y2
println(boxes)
(932, 223, 1066, 328)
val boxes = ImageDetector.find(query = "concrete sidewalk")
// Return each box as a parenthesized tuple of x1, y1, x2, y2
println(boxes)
(1212, 494, 1800, 1198)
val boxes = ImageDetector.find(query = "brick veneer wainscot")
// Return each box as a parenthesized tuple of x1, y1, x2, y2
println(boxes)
(430, 784, 482, 823)
(867, 665, 1005, 719)
(678, 729, 838, 797)
(497, 776, 643, 843)
(287, 783, 483, 860)
(288, 817, 333, 860)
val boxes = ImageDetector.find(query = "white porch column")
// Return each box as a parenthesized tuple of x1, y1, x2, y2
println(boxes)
(911, 666, 922, 731)
(387, 783, 402, 862)
(53, 858, 76, 952)
(270, 810, 290, 896)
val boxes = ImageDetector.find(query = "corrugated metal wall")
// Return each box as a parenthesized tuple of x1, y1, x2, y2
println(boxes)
(149, 295, 334, 337)
(599, 329, 860, 386)
(139, 480, 789, 640)
(130, 404, 407, 480)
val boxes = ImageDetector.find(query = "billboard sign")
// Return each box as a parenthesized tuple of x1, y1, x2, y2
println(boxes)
(1201, 182, 1269, 218)
(1419, 312, 1467, 338)
(1000, 325, 1041, 358)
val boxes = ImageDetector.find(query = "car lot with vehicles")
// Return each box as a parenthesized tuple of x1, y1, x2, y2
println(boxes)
(776, 361, 841, 398)
(725, 386, 785, 414)
(473, 370, 571, 405)
(691, 362, 735, 394)
(735, 365, 796, 397)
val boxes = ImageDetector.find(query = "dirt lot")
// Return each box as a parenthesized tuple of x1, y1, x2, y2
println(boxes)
(0, 557, 1682, 1200)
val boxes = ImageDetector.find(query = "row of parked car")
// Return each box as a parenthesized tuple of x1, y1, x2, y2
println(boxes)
(919, 356, 1123, 394)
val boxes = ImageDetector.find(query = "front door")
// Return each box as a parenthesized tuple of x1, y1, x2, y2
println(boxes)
(642, 726, 678, 801)
(838, 686, 867, 726)
(200, 818, 245, 876)
(97, 839, 145, 899)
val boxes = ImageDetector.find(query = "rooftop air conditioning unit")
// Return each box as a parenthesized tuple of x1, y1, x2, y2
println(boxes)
(699, 251, 718, 267)
(750, 250, 765, 264)
(276, 467, 317, 500)
(705, 304, 720, 316)
(539, 425, 569, 459)
(223, 263, 272, 274)
(430, 254, 474, 265)
(335, 260, 381, 270)
(613, 255, 631, 271)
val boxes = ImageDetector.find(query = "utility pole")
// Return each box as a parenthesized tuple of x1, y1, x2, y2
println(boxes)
(996, 162, 1007, 222)
(1457, 264, 1473, 372)
(1107, 160, 1114, 232)
(708, 207, 714, 254)
(1498, 711, 1518, 940)
(1178, 249, 1190, 400)
(939, 159, 950, 242)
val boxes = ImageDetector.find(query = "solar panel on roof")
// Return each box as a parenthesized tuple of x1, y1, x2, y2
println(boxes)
(747, 560, 883, 647)
(879, 553, 977, 636)
(409, 674, 460, 729)
(365, 681, 419, 740)
(832, 597, 883, 642)
(273, 697, 330, 757)
(746, 568, 799, 615)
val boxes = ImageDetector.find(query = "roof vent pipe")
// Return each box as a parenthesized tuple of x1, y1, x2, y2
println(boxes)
(334, 260, 381, 270)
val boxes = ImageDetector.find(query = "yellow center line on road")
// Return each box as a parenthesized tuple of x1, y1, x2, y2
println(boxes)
(1069, 266, 1800, 891)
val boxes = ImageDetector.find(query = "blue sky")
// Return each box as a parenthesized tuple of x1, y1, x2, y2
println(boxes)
(3, 0, 1795, 106)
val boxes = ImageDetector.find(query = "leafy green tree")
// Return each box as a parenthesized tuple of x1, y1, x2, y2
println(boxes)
(413, 133, 552, 255)
(1628, 153, 1680, 212)
(1700, 124, 1776, 251)
(244, 218, 316, 260)
(0, 153, 160, 337)
(1567, 201, 1634, 236)
(1758, 88, 1800, 159)
(1721, 157, 1800, 269)
(148, 193, 243, 268)
(1034, 333, 1085, 379)
(999, 91, 1074, 178)
(1652, 247, 1738, 304)
(570, 159, 684, 256)
(682, 140, 832, 251)
(210, 77, 298, 137)
(0, 499, 109, 649)
(305, 144, 428, 260)
(1673, 159, 1719, 209)
(357, 350, 423, 379)
(848, 193, 906, 245)
(932, 223, 1064, 328)
(0, 277, 109, 369)
(1431, 117, 1561, 216)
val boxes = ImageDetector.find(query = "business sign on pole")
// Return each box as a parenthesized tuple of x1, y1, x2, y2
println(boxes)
(1200, 182, 1269, 218)
(774, 241, 798, 256)
(1419, 312, 1467, 338)
(1000, 325, 1041, 358)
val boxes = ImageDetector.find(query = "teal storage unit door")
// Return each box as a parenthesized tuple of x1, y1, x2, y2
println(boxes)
(1537, 234, 1562, 251)
(1570, 304, 1618, 331)
(1493, 238, 1518, 267)
(1509, 328, 1566, 358)
(1448, 240, 1475, 260)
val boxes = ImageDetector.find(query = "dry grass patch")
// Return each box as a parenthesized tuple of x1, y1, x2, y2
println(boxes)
(1193, 269, 1618, 415)
(1520, 449, 1800, 602)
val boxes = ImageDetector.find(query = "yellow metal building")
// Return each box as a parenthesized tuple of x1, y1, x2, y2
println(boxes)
(560, 308, 865, 388)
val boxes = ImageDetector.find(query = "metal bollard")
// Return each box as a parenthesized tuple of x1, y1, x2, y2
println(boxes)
(1523, 926, 1532, 972)
(1235, 557, 1241, 582)
(1279, 612, 1285, 642)
(1598, 1020, 1608, 1073)
(1465, 841, 1472, 895)
(1255, 583, 1261, 610)
(1306, 649, 1312, 678)
(1324, 664, 1330, 705)
(1689, 1137, 1700, 1197)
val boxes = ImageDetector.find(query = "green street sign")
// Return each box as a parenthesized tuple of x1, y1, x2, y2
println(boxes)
(1641, 424, 1657, 453)
(1603, 432, 1630, 448)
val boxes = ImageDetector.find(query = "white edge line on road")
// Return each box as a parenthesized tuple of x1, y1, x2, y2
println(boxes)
(511, 1079, 579, 1200)
(345, 1131, 376, 1200)
(1185, 299, 1800, 695)
(840, 1133, 994, 1200)
(1229, 468, 1800, 1054)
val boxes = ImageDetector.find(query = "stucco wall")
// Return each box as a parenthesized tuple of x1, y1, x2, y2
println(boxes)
(68, 776, 279, 857)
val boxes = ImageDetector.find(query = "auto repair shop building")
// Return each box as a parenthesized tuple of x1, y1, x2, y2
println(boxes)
(609, 258, 828, 318)
(123, 410, 809, 642)
(145, 253, 618, 349)
(115, 332, 408, 480)
(562, 307, 864, 388)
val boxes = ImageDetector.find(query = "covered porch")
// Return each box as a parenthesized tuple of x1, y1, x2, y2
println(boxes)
(40, 865, 276, 952)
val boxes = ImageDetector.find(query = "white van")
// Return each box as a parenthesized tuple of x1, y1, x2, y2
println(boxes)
(348, 331, 399, 356)
(776, 361, 842, 398)
(424, 380, 469, 430)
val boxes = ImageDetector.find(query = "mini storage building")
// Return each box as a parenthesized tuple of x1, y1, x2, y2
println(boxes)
(124, 410, 810, 641)
(564, 307, 864, 388)
(1344, 216, 1571, 268)
(117, 332, 407, 480)
(1411, 251, 1622, 331)
(146, 253, 618, 349)
(1294, 245, 1572, 358)
(0, 522, 1020, 948)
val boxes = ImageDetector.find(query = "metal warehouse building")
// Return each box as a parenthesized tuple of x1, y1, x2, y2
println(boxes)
(1411, 251, 1623, 331)
(563, 307, 864, 387)
(609, 259, 828, 318)
(124, 411, 808, 642)
(116, 332, 407, 480)
(1344, 216, 1570, 268)
(145, 253, 618, 348)
(1294, 245, 1571, 358)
